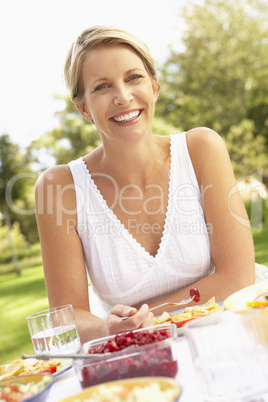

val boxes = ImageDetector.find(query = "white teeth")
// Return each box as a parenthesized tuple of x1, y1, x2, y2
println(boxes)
(113, 110, 140, 122)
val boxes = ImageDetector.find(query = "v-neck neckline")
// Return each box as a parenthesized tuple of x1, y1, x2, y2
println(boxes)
(81, 135, 174, 260)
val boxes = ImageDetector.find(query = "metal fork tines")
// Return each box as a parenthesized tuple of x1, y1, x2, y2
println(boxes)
(121, 292, 195, 320)
(149, 294, 194, 312)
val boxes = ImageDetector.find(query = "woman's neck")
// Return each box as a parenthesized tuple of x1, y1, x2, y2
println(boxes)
(99, 135, 166, 186)
(84, 134, 171, 191)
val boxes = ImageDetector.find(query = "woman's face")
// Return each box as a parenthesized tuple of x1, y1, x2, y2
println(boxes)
(78, 45, 159, 145)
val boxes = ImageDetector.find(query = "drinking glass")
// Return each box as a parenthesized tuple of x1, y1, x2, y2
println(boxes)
(26, 304, 81, 355)
(183, 310, 268, 401)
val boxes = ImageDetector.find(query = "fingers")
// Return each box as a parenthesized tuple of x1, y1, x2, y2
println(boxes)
(110, 304, 137, 319)
(134, 304, 154, 329)
(106, 304, 137, 336)
(106, 304, 154, 336)
(123, 304, 152, 327)
(138, 310, 155, 329)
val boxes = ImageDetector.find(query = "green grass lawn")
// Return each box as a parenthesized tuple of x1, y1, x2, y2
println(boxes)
(252, 224, 268, 266)
(0, 224, 267, 366)
(0, 265, 48, 365)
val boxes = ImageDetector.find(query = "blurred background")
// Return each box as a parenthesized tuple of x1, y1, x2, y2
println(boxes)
(1, 0, 268, 364)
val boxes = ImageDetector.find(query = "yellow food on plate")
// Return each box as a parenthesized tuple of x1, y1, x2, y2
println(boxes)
(224, 280, 268, 311)
(0, 358, 61, 381)
(224, 279, 268, 346)
(84, 382, 179, 402)
(154, 297, 224, 327)
(0, 360, 24, 379)
(58, 377, 181, 402)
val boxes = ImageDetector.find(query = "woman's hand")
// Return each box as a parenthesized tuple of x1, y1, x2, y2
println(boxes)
(106, 304, 155, 336)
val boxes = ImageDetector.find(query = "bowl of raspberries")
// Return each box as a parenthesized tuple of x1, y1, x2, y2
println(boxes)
(73, 324, 179, 388)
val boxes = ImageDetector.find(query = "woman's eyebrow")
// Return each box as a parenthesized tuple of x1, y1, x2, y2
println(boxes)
(125, 68, 144, 74)
(92, 77, 108, 85)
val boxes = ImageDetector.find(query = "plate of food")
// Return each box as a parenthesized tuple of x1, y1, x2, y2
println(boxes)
(154, 297, 224, 328)
(0, 373, 54, 402)
(224, 279, 268, 345)
(0, 358, 72, 381)
(58, 377, 182, 402)
(224, 279, 268, 311)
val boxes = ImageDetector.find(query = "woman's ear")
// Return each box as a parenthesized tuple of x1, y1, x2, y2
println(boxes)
(74, 98, 92, 121)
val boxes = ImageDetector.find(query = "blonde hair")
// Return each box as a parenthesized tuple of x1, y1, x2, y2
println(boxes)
(64, 26, 157, 105)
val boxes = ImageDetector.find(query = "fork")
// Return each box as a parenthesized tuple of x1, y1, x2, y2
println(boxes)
(22, 353, 109, 360)
(148, 292, 196, 312)
(121, 291, 196, 320)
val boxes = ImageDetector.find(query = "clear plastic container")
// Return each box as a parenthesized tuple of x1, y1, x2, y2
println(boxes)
(74, 324, 178, 388)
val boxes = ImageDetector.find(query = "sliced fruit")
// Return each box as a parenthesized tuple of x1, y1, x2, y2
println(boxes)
(158, 311, 172, 323)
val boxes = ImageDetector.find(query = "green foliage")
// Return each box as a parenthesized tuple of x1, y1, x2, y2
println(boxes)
(29, 95, 101, 166)
(247, 68, 268, 141)
(7, 174, 39, 244)
(252, 223, 268, 266)
(0, 134, 39, 245)
(244, 198, 268, 226)
(152, 116, 181, 136)
(0, 241, 41, 265)
(0, 255, 43, 276)
(156, 0, 268, 140)
(224, 119, 268, 179)
(0, 222, 26, 256)
(0, 135, 29, 203)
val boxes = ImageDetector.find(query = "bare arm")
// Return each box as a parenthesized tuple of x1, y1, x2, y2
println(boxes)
(35, 165, 154, 343)
(149, 128, 255, 316)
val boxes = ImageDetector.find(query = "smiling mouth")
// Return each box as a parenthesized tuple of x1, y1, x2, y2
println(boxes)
(112, 110, 142, 123)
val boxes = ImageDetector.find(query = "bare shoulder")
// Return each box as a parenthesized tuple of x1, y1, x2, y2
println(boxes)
(35, 164, 76, 217)
(186, 127, 226, 152)
(35, 164, 74, 189)
(185, 127, 230, 184)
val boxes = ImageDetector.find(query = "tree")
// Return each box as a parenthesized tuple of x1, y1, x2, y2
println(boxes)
(29, 95, 101, 166)
(247, 68, 268, 141)
(0, 135, 33, 274)
(224, 119, 268, 179)
(156, 0, 268, 140)
(0, 222, 27, 261)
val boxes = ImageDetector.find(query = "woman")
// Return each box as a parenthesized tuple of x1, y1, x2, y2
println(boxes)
(35, 26, 255, 343)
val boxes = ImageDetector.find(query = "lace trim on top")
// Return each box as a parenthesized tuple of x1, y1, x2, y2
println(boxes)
(80, 135, 173, 260)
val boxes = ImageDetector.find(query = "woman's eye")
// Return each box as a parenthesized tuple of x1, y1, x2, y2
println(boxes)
(95, 83, 108, 91)
(129, 74, 142, 81)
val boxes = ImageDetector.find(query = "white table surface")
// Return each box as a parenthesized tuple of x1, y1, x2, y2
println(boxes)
(46, 336, 268, 402)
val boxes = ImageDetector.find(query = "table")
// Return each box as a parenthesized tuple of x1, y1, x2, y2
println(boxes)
(46, 335, 268, 401)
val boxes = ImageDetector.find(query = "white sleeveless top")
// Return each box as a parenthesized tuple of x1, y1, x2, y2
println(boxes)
(68, 132, 214, 319)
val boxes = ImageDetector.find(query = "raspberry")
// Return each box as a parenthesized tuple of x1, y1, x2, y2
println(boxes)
(190, 287, 200, 302)
(81, 328, 178, 387)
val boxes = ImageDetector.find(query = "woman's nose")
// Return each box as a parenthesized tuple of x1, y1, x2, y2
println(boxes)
(113, 84, 133, 105)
